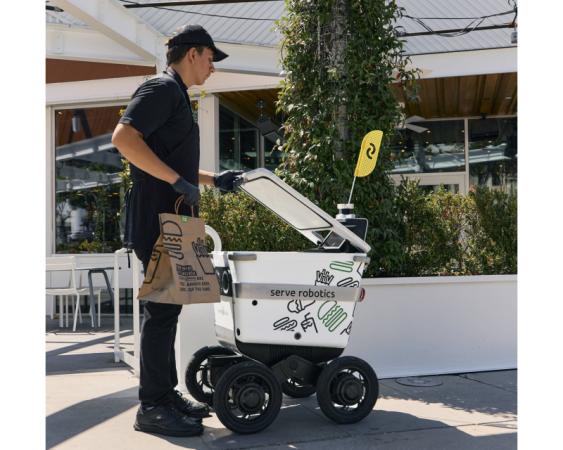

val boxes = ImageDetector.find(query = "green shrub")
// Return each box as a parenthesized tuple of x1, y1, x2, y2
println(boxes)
(394, 181, 468, 276)
(465, 187, 517, 274)
(393, 181, 517, 276)
(199, 183, 516, 277)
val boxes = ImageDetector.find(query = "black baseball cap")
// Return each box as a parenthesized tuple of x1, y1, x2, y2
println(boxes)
(167, 25, 228, 62)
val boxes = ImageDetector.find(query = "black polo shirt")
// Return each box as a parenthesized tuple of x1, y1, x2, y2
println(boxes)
(119, 69, 200, 186)
(119, 69, 200, 262)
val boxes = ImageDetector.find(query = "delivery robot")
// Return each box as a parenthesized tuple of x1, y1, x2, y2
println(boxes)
(185, 168, 378, 434)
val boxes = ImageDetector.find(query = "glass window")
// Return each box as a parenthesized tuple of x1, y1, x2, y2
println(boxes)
(390, 120, 465, 174)
(219, 106, 258, 170)
(264, 138, 285, 171)
(54, 106, 125, 253)
(468, 117, 517, 193)
(419, 184, 460, 194)
(219, 106, 236, 169)
(239, 116, 259, 170)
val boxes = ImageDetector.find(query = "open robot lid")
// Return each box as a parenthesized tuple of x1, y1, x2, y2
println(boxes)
(235, 169, 371, 253)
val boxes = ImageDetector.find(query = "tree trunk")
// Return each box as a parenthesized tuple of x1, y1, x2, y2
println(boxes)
(332, 0, 348, 160)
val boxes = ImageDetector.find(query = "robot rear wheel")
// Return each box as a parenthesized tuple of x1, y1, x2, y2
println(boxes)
(315, 356, 379, 424)
(185, 345, 236, 405)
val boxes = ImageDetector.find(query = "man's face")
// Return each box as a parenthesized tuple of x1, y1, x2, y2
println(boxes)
(192, 47, 215, 85)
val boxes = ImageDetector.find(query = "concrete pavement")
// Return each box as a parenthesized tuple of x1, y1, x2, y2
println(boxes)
(46, 319, 516, 449)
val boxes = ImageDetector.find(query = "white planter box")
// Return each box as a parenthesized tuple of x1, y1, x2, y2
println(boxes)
(344, 275, 517, 378)
(49, 261, 516, 384)
(174, 274, 517, 388)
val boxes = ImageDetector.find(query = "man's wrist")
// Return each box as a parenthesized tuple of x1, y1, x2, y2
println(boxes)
(171, 176, 186, 191)
(170, 173, 182, 185)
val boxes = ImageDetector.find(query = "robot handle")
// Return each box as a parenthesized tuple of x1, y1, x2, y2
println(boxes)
(205, 225, 222, 252)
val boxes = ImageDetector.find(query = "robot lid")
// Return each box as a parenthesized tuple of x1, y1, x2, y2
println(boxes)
(234, 169, 371, 254)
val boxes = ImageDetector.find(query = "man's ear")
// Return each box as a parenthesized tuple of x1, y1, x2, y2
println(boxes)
(184, 47, 196, 64)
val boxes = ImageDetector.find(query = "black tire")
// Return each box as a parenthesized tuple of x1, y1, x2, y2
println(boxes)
(282, 378, 316, 398)
(316, 356, 379, 424)
(185, 345, 236, 405)
(213, 360, 282, 434)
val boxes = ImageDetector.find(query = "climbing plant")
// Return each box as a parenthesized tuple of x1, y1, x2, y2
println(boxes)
(276, 0, 419, 276)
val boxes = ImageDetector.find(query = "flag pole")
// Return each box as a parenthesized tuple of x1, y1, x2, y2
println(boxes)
(347, 175, 357, 204)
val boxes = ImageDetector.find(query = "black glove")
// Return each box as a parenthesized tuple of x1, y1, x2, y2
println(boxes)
(171, 177, 200, 206)
(214, 170, 244, 192)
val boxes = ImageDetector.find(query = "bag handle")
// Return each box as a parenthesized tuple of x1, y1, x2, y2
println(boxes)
(174, 196, 195, 216)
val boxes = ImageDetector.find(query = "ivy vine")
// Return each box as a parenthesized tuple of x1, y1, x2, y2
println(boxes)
(276, 0, 419, 276)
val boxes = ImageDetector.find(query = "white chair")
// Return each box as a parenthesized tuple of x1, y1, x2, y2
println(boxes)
(46, 256, 104, 331)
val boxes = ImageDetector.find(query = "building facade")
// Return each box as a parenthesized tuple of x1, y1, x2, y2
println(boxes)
(46, 0, 517, 258)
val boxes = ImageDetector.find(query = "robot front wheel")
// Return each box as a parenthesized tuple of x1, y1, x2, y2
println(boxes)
(316, 356, 379, 424)
(213, 360, 283, 434)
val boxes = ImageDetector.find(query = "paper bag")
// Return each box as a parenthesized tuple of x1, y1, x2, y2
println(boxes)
(138, 212, 220, 305)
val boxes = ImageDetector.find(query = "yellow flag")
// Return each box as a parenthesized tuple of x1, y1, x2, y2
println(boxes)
(354, 130, 383, 177)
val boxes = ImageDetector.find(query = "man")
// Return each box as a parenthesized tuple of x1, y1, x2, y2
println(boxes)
(112, 25, 242, 437)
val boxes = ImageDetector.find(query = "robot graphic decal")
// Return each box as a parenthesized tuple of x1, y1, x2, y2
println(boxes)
(287, 299, 315, 314)
(317, 300, 348, 332)
(329, 260, 354, 273)
(273, 317, 298, 331)
(337, 277, 360, 288)
(270, 266, 358, 335)
(300, 312, 319, 333)
(315, 269, 334, 286)
(340, 321, 353, 335)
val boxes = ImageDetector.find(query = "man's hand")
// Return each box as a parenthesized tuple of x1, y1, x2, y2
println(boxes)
(214, 170, 244, 192)
(172, 177, 200, 206)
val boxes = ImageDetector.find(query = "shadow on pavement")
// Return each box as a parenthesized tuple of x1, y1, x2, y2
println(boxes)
(199, 408, 516, 450)
(46, 331, 133, 375)
(46, 386, 139, 449)
(380, 373, 517, 417)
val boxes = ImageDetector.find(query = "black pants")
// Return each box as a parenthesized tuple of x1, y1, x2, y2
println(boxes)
(139, 256, 182, 406)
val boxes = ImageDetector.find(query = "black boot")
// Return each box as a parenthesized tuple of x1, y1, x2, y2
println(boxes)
(134, 404, 204, 437)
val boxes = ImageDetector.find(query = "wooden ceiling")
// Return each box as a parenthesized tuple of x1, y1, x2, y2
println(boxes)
(47, 59, 156, 84)
(51, 72, 516, 146)
(218, 73, 517, 126)
(55, 106, 124, 146)
(218, 89, 280, 124)
(394, 73, 517, 118)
